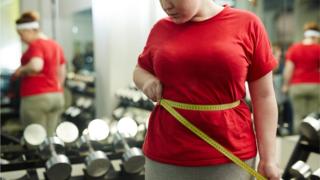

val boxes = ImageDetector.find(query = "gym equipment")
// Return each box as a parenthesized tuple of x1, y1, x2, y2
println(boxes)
(117, 116, 138, 138)
(78, 119, 111, 177)
(23, 124, 47, 146)
(39, 137, 71, 180)
(289, 160, 312, 179)
(113, 132, 145, 174)
(115, 87, 154, 110)
(1, 118, 144, 179)
(63, 105, 95, 133)
(80, 130, 111, 178)
(76, 97, 93, 109)
(299, 113, 320, 145)
(87, 119, 110, 141)
(56, 121, 79, 144)
(113, 116, 144, 174)
(311, 168, 320, 180)
(283, 113, 320, 179)
(65, 106, 81, 118)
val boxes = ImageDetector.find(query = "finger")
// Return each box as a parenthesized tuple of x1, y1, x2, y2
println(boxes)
(155, 83, 162, 102)
(144, 88, 154, 101)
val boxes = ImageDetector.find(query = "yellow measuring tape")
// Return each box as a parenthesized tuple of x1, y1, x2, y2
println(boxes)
(159, 99, 267, 180)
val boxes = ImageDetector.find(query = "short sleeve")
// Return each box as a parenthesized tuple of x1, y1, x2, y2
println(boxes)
(246, 17, 277, 82)
(138, 45, 155, 75)
(28, 43, 45, 60)
(285, 45, 295, 62)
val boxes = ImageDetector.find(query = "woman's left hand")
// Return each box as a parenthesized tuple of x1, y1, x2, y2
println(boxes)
(257, 160, 281, 180)
(13, 67, 23, 78)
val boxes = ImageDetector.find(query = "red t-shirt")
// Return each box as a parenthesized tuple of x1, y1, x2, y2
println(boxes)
(20, 39, 66, 97)
(138, 6, 277, 166)
(286, 43, 320, 84)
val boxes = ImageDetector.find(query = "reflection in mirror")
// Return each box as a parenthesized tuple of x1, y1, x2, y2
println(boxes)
(63, 8, 96, 133)
(71, 9, 94, 74)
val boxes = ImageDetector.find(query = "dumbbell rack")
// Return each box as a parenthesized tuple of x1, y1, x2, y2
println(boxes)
(1, 141, 144, 180)
(282, 136, 320, 179)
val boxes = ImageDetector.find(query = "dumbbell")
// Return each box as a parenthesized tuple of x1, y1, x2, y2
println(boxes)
(23, 123, 47, 146)
(56, 121, 79, 144)
(289, 160, 312, 179)
(113, 132, 145, 174)
(117, 116, 138, 138)
(311, 168, 320, 180)
(299, 113, 320, 145)
(65, 106, 82, 118)
(113, 116, 144, 173)
(76, 97, 93, 109)
(112, 107, 126, 120)
(39, 137, 72, 180)
(79, 119, 111, 177)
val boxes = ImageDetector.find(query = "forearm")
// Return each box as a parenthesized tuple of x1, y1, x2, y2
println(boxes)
(16, 57, 44, 77)
(133, 65, 157, 90)
(252, 95, 278, 162)
(19, 64, 37, 76)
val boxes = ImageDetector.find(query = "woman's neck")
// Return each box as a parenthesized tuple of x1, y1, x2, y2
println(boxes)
(302, 38, 318, 45)
(28, 32, 48, 44)
(191, 1, 224, 22)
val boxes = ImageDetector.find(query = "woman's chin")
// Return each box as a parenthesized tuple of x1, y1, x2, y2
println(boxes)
(170, 17, 188, 24)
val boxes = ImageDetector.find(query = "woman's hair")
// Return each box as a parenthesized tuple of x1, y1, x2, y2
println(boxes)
(16, 11, 40, 24)
(303, 21, 319, 31)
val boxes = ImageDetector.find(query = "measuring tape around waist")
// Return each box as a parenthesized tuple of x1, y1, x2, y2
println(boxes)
(159, 99, 267, 180)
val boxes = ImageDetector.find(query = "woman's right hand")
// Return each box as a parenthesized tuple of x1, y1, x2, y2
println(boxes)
(257, 160, 281, 180)
(142, 77, 162, 102)
(281, 84, 289, 94)
(12, 67, 22, 78)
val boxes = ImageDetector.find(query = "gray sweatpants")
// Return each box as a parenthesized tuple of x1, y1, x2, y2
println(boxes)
(20, 92, 65, 136)
(145, 157, 256, 180)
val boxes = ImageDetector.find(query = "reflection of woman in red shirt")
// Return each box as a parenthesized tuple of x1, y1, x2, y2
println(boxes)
(133, 1, 280, 180)
(282, 22, 320, 134)
(13, 11, 66, 136)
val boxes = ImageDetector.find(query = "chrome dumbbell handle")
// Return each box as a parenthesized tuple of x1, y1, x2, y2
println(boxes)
(49, 140, 57, 156)
(84, 133, 95, 153)
(115, 133, 131, 151)
(82, 133, 111, 178)
(114, 132, 145, 174)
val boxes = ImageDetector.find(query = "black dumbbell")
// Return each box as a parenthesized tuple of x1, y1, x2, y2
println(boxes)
(289, 160, 312, 179)
(39, 137, 72, 180)
(311, 168, 320, 180)
(299, 113, 320, 145)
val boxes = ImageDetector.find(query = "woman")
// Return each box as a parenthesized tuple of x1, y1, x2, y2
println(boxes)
(14, 11, 66, 136)
(133, 0, 280, 179)
(282, 22, 320, 134)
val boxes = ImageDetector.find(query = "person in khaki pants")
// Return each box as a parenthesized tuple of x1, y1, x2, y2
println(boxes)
(282, 22, 320, 134)
(13, 11, 66, 136)
(20, 93, 64, 136)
